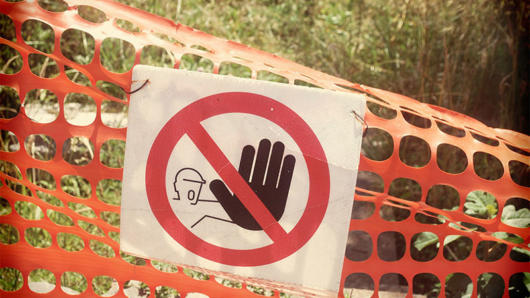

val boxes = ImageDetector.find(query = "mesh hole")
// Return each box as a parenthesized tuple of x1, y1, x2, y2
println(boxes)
(37, 190, 63, 206)
(366, 101, 397, 120)
(57, 232, 84, 251)
(509, 272, 530, 297)
(28, 53, 59, 78)
(477, 273, 504, 297)
(294, 79, 321, 88)
(26, 168, 56, 190)
(24, 89, 59, 123)
(0, 13, 16, 41)
(257, 70, 288, 83)
(100, 211, 120, 227)
(21, 19, 54, 53)
(29, 268, 56, 294)
(0, 223, 19, 244)
(179, 54, 214, 72)
(155, 286, 180, 298)
(413, 273, 440, 297)
(62, 137, 94, 166)
(0, 85, 20, 118)
(399, 136, 431, 167)
(0, 267, 23, 292)
(6, 179, 33, 196)
(0, 197, 11, 216)
(389, 178, 421, 201)
(0, 129, 19, 152)
(436, 121, 465, 137)
(108, 231, 120, 243)
(505, 143, 530, 156)
(78, 220, 105, 236)
(0, 44, 23, 74)
(215, 277, 242, 288)
(437, 143, 467, 174)
(510, 246, 529, 262)
(356, 171, 384, 194)
(377, 231, 406, 261)
(246, 284, 274, 296)
(151, 260, 179, 273)
(60, 29, 96, 65)
(415, 210, 446, 225)
(401, 110, 431, 128)
(61, 175, 92, 199)
(100, 139, 125, 168)
(25, 134, 56, 161)
(140, 45, 174, 68)
(191, 44, 211, 52)
(0, 159, 22, 179)
(97, 81, 126, 100)
(443, 235, 472, 261)
(123, 280, 150, 297)
(476, 241, 507, 262)
(219, 62, 251, 78)
(426, 184, 460, 211)
(343, 273, 374, 297)
(93, 275, 119, 297)
(361, 127, 393, 161)
(25, 227, 52, 248)
(351, 200, 375, 219)
(120, 252, 147, 266)
(445, 273, 473, 298)
(463, 190, 498, 220)
(345, 230, 372, 261)
(77, 5, 107, 23)
(14, 201, 44, 220)
(470, 132, 499, 146)
(379, 273, 408, 298)
(97, 179, 122, 206)
(509, 160, 529, 187)
(116, 18, 141, 33)
(89, 239, 115, 258)
(410, 232, 439, 261)
(473, 151, 503, 180)
(183, 268, 209, 280)
(449, 221, 486, 232)
(64, 93, 97, 126)
(153, 32, 185, 46)
(102, 100, 128, 128)
(61, 271, 88, 295)
(380, 204, 410, 222)
(47, 209, 74, 226)
(100, 38, 135, 73)
(68, 202, 96, 218)
(37, 0, 67, 12)
(64, 65, 91, 86)
(501, 197, 529, 228)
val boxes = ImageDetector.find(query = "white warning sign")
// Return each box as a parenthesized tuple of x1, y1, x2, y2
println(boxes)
(120, 65, 365, 295)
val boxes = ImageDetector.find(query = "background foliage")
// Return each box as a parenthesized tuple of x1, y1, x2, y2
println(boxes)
(119, 0, 529, 134)
(0, 0, 529, 296)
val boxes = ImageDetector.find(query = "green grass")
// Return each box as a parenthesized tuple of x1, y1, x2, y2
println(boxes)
(0, 0, 528, 296)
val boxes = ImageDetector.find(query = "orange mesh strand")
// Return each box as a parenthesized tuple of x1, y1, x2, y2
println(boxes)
(0, 1, 528, 297)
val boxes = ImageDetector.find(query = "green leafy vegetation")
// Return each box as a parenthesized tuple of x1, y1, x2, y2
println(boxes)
(0, 0, 528, 296)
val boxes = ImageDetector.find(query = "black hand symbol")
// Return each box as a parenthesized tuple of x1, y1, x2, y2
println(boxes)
(209, 139, 296, 231)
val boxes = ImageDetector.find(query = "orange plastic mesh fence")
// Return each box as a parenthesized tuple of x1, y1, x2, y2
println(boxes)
(1, 1, 529, 297)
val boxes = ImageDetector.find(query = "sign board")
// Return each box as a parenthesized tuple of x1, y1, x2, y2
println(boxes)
(121, 65, 365, 296)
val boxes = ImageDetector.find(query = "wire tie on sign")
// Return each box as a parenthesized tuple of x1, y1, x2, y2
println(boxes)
(351, 110, 368, 137)
(125, 79, 150, 94)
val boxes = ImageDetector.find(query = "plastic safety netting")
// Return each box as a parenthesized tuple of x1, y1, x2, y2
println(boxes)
(0, 0, 528, 297)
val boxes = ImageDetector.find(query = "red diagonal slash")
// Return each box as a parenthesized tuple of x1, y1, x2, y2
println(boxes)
(187, 123, 288, 242)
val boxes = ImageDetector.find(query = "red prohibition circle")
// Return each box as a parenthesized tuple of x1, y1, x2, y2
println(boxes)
(146, 92, 330, 266)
